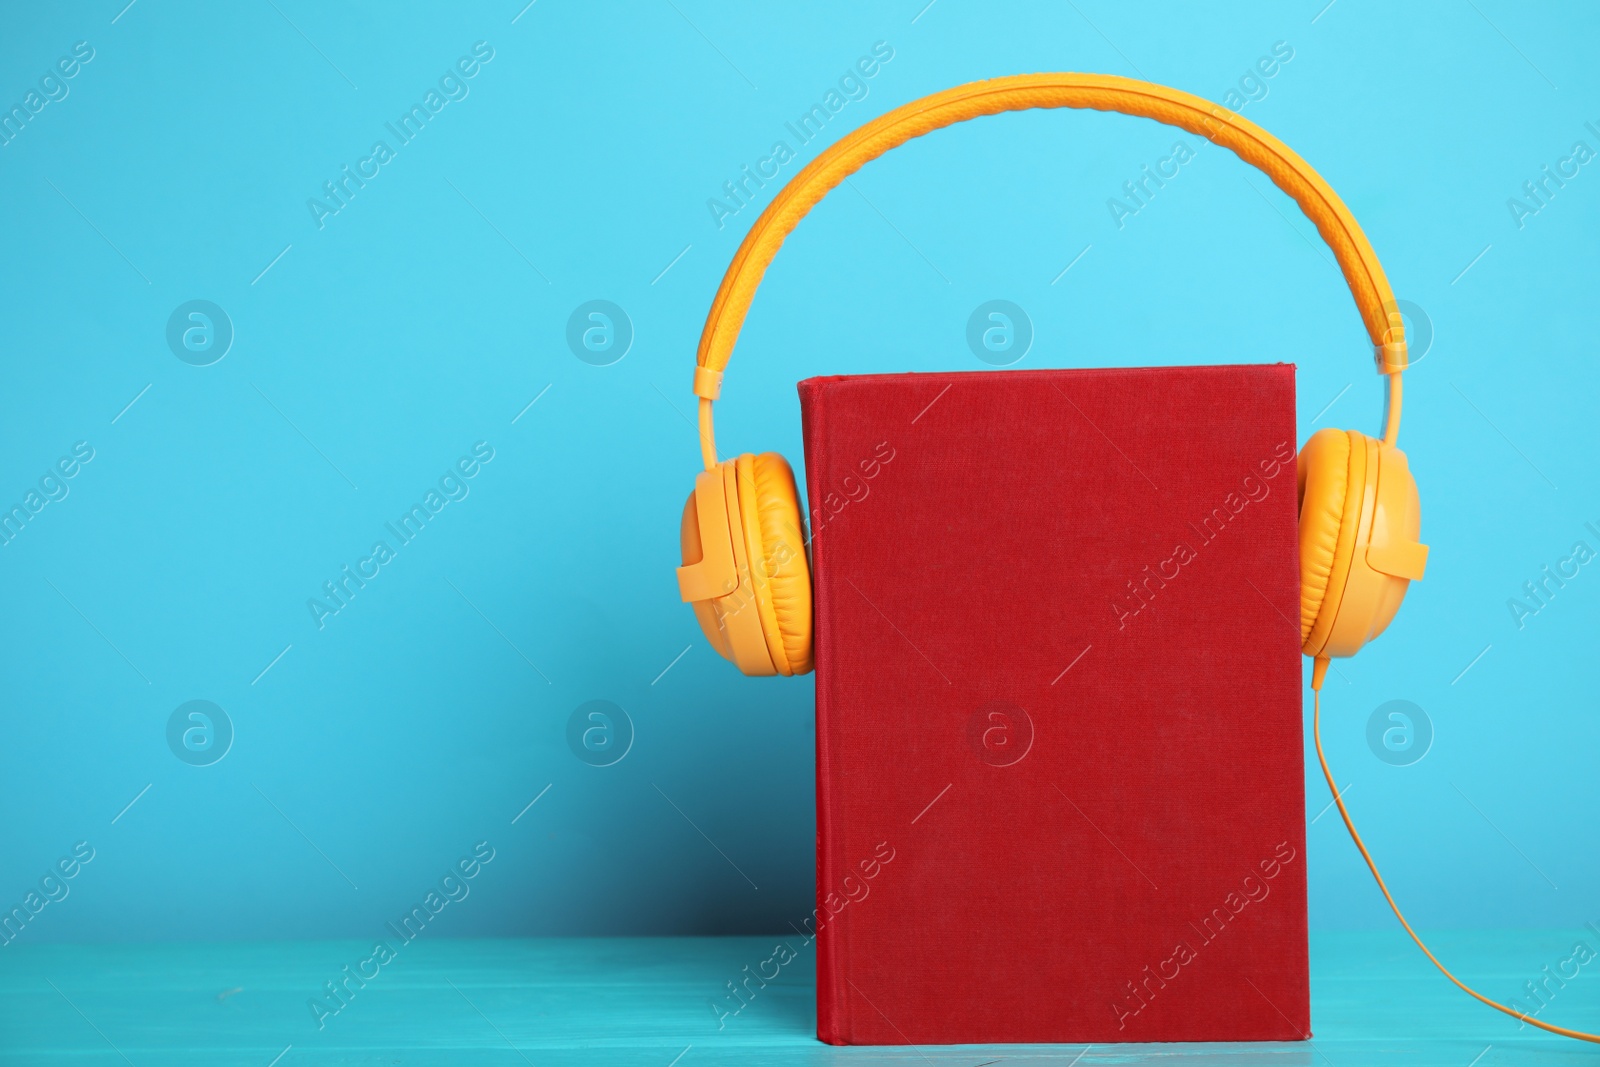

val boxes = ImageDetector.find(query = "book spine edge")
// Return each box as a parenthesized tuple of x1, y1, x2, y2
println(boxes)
(799, 380, 846, 1044)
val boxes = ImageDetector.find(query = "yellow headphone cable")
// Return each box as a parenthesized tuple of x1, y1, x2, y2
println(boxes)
(1312, 683, 1600, 1043)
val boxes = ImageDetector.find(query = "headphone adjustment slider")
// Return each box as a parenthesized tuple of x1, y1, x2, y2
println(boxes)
(693, 365, 724, 401)
(1375, 340, 1408, 375)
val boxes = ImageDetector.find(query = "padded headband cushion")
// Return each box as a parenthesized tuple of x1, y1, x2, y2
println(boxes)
(688, 73, 1408, 472)
(696, 74, 1406, 383)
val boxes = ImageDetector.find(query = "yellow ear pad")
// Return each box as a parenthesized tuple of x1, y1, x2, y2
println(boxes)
(734, 452, 814, 676)
(1297, 427, 1365, 656)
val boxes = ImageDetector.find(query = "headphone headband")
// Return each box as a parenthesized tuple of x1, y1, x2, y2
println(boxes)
(692, 73, 1407, 468)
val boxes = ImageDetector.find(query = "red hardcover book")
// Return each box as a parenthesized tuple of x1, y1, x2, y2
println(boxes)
(798, 364, 1308, 1045)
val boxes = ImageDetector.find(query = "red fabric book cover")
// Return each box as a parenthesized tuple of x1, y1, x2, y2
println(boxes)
(798, 364, 1308, 1045)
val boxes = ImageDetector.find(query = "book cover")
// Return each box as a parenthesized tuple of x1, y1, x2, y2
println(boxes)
(798, 364, 1308, 1044)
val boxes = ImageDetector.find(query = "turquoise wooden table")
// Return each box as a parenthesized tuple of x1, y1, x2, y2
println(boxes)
(4, 930, 1598, 1065)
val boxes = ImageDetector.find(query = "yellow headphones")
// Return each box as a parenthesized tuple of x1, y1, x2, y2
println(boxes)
(675, 73, 1426, 687)
(673, 73, 1600, 1046)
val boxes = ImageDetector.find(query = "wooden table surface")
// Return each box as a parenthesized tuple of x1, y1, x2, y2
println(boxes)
(3, 929, 1598, 1065)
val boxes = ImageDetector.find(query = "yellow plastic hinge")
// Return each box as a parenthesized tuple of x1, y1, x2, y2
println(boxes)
(676, 469, 739, 602)
(1375, 321, 1408, 374)
(1375, 341, 1408, 375)
(692, 365, 724, 400)
(1367, 538, 1428, 581)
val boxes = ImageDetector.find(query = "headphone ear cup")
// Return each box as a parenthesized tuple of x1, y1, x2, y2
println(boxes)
(738, 453, 814, 675)
(678, 460, 788, 676)
(1297, 428, 1360, 656)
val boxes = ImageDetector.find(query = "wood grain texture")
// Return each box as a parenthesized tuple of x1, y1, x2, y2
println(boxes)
(1, 930, 1598, 1064)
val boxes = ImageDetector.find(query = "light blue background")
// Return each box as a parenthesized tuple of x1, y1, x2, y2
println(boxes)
(1, 0, 1595, 950)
